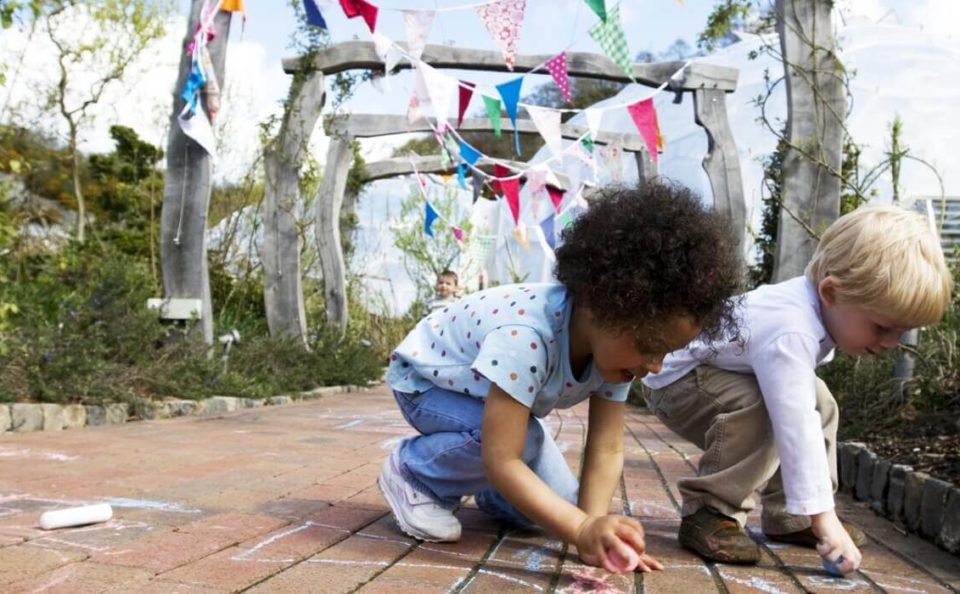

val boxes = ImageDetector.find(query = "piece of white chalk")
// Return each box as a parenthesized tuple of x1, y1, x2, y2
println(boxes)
(39, 504, 113, 530)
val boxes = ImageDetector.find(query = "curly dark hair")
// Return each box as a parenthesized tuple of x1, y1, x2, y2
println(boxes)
(554, 179, 743, 345)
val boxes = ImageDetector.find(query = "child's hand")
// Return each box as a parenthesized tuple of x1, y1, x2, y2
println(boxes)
(575, 515, 664, 573)
(812, 511, 862, 575)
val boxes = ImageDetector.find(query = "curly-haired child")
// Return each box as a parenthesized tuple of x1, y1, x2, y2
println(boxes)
(379, 180, 744, 573)
(642, 205, 952, 574)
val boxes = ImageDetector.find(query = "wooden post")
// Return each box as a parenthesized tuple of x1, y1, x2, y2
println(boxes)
(315, 136, 353, 336)
(160, 1, 231, 344)
(694, 88, 747, 248)
(633, 148, 658, 189)
(262, 71, 325, 344)
(772, 0, 845, 281)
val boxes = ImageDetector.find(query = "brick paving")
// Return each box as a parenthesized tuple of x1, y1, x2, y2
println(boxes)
(1, 385, 957, 593)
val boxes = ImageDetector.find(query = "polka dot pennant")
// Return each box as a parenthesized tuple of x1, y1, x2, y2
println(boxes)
(545, 52, 572, 103)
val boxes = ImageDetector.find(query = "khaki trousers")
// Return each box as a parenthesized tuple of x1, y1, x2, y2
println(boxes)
(645, 365, 838, 534)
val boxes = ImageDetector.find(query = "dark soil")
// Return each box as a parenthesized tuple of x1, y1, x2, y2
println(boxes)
(854, 412, 960, 487)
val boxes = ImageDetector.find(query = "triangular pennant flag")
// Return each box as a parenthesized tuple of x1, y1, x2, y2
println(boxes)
(490, 163, 511, 197)
(482, 95, 502, 139)
(496, 77, 523, 155)
(372, 31, 401, 72)
(471, 170, 484, 204)
(626, 97, 663, 161)
(440, 173, 453, 185)
(599, 136, 624, 182)
(545, 53, 572, 103)
(221, 0, 244, 11)
(581, 134, 594, 152)
(459, 139, 481, 166)
(474, 0, 527, 70)
(403, 10, 435, 61)
(339, 0, 377, 32)
(452, 226, 464, 242)
(457, 81, 476, 129)
(583, 0, 605, 21)
(425, 201, 440, 237)
(526, 167, 547, 199)
(417, 61, 457, 128)
(178, 102, 218, 163)
(540, 214, 556, 250)
(303, 0, 326, 28)
(588, 5, 633, 80)
(513, 226, 529, 250)
(526, 105, 563, 158)
(585, 108, 603, 139)
(546, 185, 565, 213)
(502, 176, 521, 225)
(571, 143, 598, 182)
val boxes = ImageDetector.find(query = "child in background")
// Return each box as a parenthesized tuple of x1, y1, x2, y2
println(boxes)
(426, 269, 459, 314)
(642, 205, 952, 574)
(379, 181, 744, 572)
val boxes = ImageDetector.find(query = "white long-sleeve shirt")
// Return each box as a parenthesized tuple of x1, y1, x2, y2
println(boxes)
(642, 276, 836, 516)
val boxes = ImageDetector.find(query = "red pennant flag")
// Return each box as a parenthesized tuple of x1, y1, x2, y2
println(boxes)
(502, 177, 521, 225)
(339, 0, 378, 32)
(457, 81, 475, 129)
(491, 163, 511, 197)
(547, 185, 565, 213)
(545, 53, 572, 103)
(626, 98, 663, 161)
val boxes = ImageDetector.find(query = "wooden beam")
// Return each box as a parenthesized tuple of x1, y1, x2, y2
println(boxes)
(364, 155, 571, 189)
(283, 41, 738, 92)
(327, 114, 648, 153)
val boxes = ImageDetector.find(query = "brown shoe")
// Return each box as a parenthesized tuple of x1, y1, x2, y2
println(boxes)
(764, 522, 868, 548)
(679, 507, 761, 564)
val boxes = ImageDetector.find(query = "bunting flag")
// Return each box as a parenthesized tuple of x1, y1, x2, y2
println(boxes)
(372, 31, 401, 73)
(457, 81, 476, 129)
(403, 10, 434, 61)
(471, 170, 484, 203)
(424, 201, 440, 237)
(339, 0, 378, 32)
(588, 5, 633, 80)
(474, 0, 527, 70)
(417, 61, 457, 128)
(303, 0, 326, 28)
(540, 213, 556, 250)
(526, 105, 563, 158)
(581, 134, 594, 152)
(545, 53, 572, 103)
(626, 97, 664, 161)
(221, 0, 244, 12)
(583, 0, 605, 21)
(585, 108, 603, 139)
(513, 226, 529, 250)
(457, 139, 482, 188)
(178, 102, 218, 162)
(496, 77, 524, 155)
(180, 57, 206, 115)
(482, 95, 502, 139)
(502, 176, 521, 226)
(547, 185, 565, 213)
(599, 136, 623, 182)
(571, 142, 598, 181)
(490, 163, 511, 197)
(526, 167, 547, 199)
(452, 225, 464, 242)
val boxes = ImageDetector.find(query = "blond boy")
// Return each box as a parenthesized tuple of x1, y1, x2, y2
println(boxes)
(642, 205, 952, 573)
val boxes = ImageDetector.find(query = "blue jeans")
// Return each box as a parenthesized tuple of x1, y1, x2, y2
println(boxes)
(392, 387, 579, 527)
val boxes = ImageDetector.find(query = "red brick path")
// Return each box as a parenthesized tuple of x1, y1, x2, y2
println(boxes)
(1, 385, 957, 593)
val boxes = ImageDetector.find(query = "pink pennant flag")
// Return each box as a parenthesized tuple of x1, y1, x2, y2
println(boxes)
(626, 98, 663, 161)
(475, 0, 527, 70)
(545, 53, 572, 103)
(452, 226, 464, 242)
(403, 10, 435, 61)
(457, 81, 476, 129)
(502, 176, 521, 225)
(547, 185, 565, 213)
(525, 167, 548, 198)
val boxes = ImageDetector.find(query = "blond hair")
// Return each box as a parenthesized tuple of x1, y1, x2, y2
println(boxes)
(805, 205, 952, 327)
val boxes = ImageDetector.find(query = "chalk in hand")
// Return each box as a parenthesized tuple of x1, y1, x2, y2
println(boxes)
(39, 504, 113, 530)
(821, 556, 846, 576)
(605, 546, 640, 573)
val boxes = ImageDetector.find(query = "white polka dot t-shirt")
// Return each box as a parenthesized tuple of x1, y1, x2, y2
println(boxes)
(386, 283, 631, 418)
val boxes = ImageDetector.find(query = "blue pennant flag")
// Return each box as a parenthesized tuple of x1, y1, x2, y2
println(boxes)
(424, 201, 440, 237)
(303, 0, 327, 28)
(496, 77, 523, 156)
(540, 214, 556, 250)
(181, 57, 206, 115)
(457, 139, 481, 189)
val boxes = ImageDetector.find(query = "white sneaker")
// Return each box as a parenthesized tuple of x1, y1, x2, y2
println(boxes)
(378, 447, 461, 542)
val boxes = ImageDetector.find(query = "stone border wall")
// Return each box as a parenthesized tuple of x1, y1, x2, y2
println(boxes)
(839, 441, 959, 557)
(0, 385, 365, 434)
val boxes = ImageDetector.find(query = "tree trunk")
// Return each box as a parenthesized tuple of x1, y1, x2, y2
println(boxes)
(69, 127, 85, 243)
(262, 71, 325, 345)
(315, 137, 353, 337)
(772, 0, 845, 281)
(160, 1, 231, 344)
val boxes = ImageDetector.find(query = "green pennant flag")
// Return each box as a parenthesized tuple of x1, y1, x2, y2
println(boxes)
(588, 5, 635, 81)
(482, 95, 502, 139)
(583, 0, 605, 22)
(581, 135, 595, 152)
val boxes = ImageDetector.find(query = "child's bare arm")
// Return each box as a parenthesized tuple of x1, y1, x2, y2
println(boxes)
(578, 396, 626, 517)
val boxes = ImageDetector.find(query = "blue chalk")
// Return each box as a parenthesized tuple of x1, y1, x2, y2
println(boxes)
(822, 556, 845, 576)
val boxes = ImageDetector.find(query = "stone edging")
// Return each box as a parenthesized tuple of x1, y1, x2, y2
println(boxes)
(0, 385, 366, 434)
(839, 440, 959, 556)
